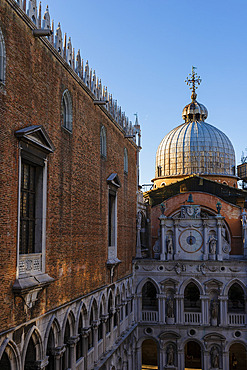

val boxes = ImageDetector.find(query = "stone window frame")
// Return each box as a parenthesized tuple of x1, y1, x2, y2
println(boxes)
(62, 89, 73, 132)
(100, 125, 107, 158)
(0, 27, 6, 88)
(124, 147, 128, 174)
(15, 126, 54, 285)
(106, 174, 121, 266)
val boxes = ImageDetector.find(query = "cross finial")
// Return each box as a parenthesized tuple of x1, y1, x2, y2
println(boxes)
(185, 66, 202, 101)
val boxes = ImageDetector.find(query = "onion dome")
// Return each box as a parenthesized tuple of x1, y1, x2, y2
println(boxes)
(155, 68, 236, 179)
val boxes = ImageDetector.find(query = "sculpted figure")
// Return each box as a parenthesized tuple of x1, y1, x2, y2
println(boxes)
(167, 236, 173, 254)
(211, 299, 219, 319)
(211, 346, 219, 368)
(209, 235, 217, 254)
(167, 344, 174, 365)
(167, 297, 174, 318)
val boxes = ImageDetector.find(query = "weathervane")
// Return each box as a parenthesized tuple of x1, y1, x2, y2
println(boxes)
(185, 66, 202, 101)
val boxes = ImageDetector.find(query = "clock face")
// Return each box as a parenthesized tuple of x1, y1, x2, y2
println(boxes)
(179, 228, 203, 253)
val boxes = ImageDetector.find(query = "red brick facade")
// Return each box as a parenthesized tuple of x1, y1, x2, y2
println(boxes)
(0, 0, 137, 331)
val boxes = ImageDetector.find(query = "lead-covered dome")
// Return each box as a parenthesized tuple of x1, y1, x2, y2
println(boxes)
(155, 118, 236, 178)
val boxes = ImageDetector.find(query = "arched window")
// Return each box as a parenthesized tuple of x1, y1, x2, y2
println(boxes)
(0, 28, 6, 85)
(100, 126, 107, 158)
(88, 309, 94, 350)
(46, 328, 55, 370)
(184, 283, 201, 312)
(98, 304, 103, 341)
(62, 321, 71, 369)
(62, 89, 73, 131)
(142, 282, 158, 311)
(124, 148, 128, 174)
(228, 283, 245, 312)
(0, 351, 11, 370)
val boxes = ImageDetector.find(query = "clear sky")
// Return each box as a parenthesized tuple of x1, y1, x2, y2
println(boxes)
(44, 0, 247, 184)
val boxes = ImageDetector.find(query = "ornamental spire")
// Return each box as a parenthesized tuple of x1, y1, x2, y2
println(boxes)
(185, 66, 202, 102)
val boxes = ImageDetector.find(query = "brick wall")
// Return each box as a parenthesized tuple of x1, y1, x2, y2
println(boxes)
(0, 0, 137, 330)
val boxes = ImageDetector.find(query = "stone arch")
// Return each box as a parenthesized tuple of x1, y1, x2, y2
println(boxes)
(179, 277, 204, 295)
(88, 297, 98, 321)
(75, 301, 88, 331)
(98, 292, 107, 315)
(61, 308, 76, 338)
(226, 340, 247, 352)
(44, 315, 61, 351)
(136, 277, 161, 295)
(223, 278, 247, 296)
(228, 341, 247, 370)
(184, 339, 204, 370)
(0, 338, 21, 370)
(22, 326, 43, 369)
(140, 337, 159, 369)
(62, 89, 73, 131)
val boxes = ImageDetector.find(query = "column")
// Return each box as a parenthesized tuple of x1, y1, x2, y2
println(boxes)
(92, 320, 99, 364)
(136, 294, 142, 322)
(136, 212, 142, 258)
(136, 346, 142, 370)
(216, 216, 223, 261)
(101, 315, 108, 353)
(177, 348, 184, 370)
(157, 294, 165, 323)
(219, 296, 228, 326)
(222, 350, 229, 370)
(175, 294, 183, 324)
(204, 350, 210, 370)
(159, 215, 167, 260)
(81, 327, 90, 370)
(53, 345, 66, 370)
(203, 220, 208, 260)
(204, 297, 210, 325)
(68, 335, 80, 370)
(174, 220, 179, 259)
(200, 295, 208, 325)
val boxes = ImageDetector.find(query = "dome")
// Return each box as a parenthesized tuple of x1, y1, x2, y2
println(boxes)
(156, 120, 236, 178)
(155, 69, 236, 182)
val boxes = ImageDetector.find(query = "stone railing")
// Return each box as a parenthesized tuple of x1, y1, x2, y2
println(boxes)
(142, 310, 158, 322)
(19, 253, 42, 275)
(184, 312, 202, 325)
(228, 313, 246, 326)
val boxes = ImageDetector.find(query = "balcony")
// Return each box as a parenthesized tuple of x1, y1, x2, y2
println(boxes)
(228, 313, 246, 326)
(184, 312, 202, 325)
(142, 310, 158, 322)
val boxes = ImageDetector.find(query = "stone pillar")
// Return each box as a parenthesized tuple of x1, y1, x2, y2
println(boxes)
(177, 348, 184, 370)
(81, 327, 90, 370)
(136, 294, 142, 322)
(203, 220, 208, 260)
(101, 315, 108, 353)
(175, 294, 183, 324)
(159, 215, 167, 260)
(92, 320, 99, 364)
(222, 350, 229, 370)
(204, 297, 210, 325)
(204, 350, 210, 370)
(219, 296, 228, 326)
(216, 216, 223, 261)
(136, 346, 142, 370)
(200, 295, 208, 325)
(136, 212, 142, 258)
(174, 220, 179, 259)
(35, 356, 49, 369)
(68, 335, 80, 370)
(53, 345, 66, 370)
(157, 294, 165, 324)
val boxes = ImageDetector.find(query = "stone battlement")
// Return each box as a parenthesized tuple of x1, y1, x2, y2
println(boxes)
(13, 0, 140, 143)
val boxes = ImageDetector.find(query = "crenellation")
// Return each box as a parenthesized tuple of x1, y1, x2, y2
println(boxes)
(38, 1, 41, 28)
(55, 22, 62, 54)
(66, 36, 72, 67)
(27, 0, 37, 25)
(15, 0, 139, 139)
(75, 49, 81, 77)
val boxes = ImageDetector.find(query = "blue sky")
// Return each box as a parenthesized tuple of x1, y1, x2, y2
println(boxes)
(44, 0, 247, 184)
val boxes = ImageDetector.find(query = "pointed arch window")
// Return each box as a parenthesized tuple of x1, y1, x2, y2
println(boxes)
(100, 125, 107, 158)
(62, 89, 73, 132)
(0, 28, 6, 86)
(124, 148, 128, 174)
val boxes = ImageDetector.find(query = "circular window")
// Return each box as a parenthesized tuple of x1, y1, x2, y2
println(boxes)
(145, 327, 153, 335)
(135, 265, 139, 270)
(189, 329, 196, 336)
(220, 266, 225, 271)
(235, 331, 241, 338)
(158, 265, 164, 271)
